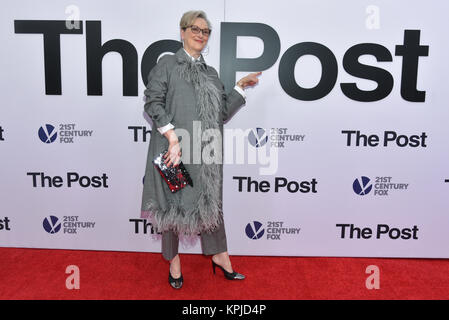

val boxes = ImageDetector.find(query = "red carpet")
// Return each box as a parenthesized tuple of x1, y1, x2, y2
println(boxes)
(0, 247, 448, 300)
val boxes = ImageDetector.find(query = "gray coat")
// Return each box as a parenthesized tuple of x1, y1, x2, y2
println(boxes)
(140, 48, 246, 235)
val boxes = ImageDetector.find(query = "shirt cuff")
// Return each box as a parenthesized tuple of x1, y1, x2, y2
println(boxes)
(157, 123, 174, 135)
(234, 85, 246, 99)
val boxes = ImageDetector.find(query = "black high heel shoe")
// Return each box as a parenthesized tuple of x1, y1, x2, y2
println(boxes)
(168, 271, 183, 289)
(212, 260, 245, 280)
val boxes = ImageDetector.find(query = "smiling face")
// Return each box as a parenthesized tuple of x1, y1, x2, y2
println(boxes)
(181, 17, 210, 58)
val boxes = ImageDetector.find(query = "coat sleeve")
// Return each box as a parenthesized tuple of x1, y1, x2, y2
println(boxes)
(143, 57, 172, 129)
(222, 87, 246, 123)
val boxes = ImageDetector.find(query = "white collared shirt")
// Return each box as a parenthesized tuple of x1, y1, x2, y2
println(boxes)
(157, 48, 247, 135)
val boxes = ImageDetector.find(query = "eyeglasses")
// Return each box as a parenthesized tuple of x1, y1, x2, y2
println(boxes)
(185, 25, 211, 37)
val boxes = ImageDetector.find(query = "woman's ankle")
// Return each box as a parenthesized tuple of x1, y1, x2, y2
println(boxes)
(169, 255, 181, 275)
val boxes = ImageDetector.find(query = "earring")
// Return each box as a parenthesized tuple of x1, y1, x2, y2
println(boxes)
(202, 45, 209, 56)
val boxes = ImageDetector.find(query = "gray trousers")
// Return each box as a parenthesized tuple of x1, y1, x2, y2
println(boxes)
(162, 220, 228, 261)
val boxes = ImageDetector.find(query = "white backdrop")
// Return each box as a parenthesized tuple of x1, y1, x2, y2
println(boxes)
(1, 0, 448, 258)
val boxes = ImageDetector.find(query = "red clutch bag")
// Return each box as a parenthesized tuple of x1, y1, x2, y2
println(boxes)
(153, 151, 193, 193)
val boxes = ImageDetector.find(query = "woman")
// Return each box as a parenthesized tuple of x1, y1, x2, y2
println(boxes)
(141, 10, 261, 289)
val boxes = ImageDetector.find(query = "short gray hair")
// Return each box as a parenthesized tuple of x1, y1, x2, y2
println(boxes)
(180, 10, 211, 30)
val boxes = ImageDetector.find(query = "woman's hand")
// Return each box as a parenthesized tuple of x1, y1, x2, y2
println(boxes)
(164, 141, 181, 167)
(163, 129, 181, 167)
(237, 72, 262, 89)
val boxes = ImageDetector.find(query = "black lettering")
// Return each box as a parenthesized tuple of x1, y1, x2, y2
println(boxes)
(362, 227, 372, 239)
(141, 40, 181, 87)
(259, 180, 270, 192)
(376, 224, 389, 238)
(395, 30, 429, 102)
(299, 181, 310, 193)
(86, 21, 138, 96)
(336, 224, 350, 238)
(401, 228, 412, 240)
(342, 130, 356, 146)
(247, 176, 259, 192)
(274, 177, 288, 192)
(129, 219, 141, 233)
(67, 172, 79, 187)
(128, 126, 141, 142)
(310, 178, 318, 193)
(0, 217, 11, 231)
(14, 20, 83, 95)
(420, 132, 428, 147)
(412, 225, 419, 239)
(101, 173, 109, 188)
(383, 131, 397, 146)
(220, 22, 280, 92)
(389, 228, 401, 239)
(279, 42, 337, 101)
(27, 172, 41, 187)
(90, 176, 101, 188)
(287, 181, 300, 193)
(233, 176, 247, 192)
(341, 43, 393, 102)
(349, 224, 362, 238)
(408, 135, 420, 147)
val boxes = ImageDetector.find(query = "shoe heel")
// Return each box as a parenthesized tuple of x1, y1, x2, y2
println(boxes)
(211, 260, 245, 280)
(212, 260, 216, 274)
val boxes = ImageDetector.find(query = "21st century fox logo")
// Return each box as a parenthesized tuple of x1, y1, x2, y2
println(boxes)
(245, 221, 301, 240)
(42, 215, 96, 234)
(353, 176, 409, 196)
(38, 124, 93, 143)
(248, 127, 305, 148)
